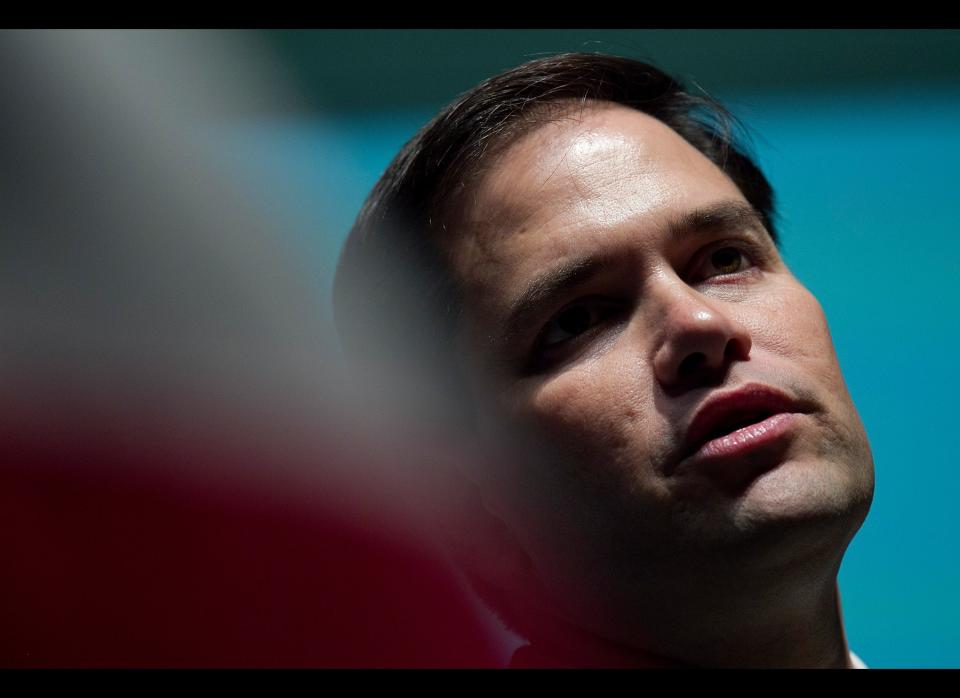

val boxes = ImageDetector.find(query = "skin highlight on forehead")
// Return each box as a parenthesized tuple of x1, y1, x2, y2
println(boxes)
(450, 102, 745, 284)
(459, 103, 660, 245)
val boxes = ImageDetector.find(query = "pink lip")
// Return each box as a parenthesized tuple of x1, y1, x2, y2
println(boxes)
(681, 412, 800, 471)
(670, 382, 812, 480)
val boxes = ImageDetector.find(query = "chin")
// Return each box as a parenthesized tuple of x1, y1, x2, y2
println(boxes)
(728, 453, 873, 551)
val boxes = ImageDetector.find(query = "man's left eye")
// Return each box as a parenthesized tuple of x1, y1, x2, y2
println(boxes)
(702, 246, 754, 278)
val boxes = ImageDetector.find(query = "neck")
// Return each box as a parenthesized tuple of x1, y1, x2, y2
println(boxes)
(662, 576, 853, 668)
(511, 608, 694, 668)
(511, 577, 854, 669)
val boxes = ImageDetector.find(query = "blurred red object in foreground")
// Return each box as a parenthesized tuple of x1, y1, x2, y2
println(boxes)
(0, 407, 503, 668)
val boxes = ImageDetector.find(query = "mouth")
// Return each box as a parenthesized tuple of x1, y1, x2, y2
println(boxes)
(701, 410, 777, 442)
(670, 383, 812, 478)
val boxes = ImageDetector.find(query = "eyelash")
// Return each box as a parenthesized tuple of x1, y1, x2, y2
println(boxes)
(526, 241, 764, 371)
(687, 239, 765, 284)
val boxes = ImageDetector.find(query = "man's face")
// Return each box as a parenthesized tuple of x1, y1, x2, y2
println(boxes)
(444, 102, 874, 645)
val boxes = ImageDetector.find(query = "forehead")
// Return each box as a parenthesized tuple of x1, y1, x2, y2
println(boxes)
(447, 102, 748, 314)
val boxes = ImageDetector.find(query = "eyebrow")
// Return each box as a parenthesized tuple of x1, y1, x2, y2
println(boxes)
(494, 200, 769, 352)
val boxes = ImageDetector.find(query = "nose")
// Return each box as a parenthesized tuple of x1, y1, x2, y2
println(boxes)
(651, 280, 752, 391)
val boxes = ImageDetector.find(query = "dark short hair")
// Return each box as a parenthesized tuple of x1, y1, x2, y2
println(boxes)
(332, 51, 777, 423)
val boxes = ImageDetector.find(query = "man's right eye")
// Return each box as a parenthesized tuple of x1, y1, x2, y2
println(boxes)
(531, 298, 624, 364)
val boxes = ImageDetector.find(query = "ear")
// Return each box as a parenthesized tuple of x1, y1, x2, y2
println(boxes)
(433, 430, 552, 623)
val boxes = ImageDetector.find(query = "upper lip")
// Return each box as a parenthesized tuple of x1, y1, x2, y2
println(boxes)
(672, 383, 811, 472)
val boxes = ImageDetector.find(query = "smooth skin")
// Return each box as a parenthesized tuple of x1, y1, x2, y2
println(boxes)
(443, 101, 875, 668)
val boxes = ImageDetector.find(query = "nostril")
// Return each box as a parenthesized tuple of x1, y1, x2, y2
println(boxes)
(724, 336, 750, 362)
(678, 352, 706, 375)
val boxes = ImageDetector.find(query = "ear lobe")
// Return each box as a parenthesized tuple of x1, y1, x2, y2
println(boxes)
(436, 463, 543, 603)
(443, 472, 523, 574)
(431, 428, 567, 642)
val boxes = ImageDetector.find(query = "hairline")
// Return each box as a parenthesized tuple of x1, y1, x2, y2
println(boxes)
(431, 96, 774, 316)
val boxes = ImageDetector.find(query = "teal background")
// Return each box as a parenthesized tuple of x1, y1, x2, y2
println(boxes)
(233, 30, 960, 668)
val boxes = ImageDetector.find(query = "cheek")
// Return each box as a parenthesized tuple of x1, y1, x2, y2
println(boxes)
(746, 281, 870, 455)
(515, 356, 662, 490)
(747, 280, 845, 382)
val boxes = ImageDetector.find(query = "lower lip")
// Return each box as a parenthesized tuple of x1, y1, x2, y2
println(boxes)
(677, 412, 801, 477)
